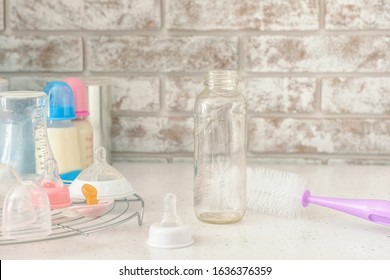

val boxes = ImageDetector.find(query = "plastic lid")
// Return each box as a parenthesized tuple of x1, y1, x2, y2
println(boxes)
(147, 193, 194, 249)
(0, 91, 47, 111)
(43, 81, 76, 120)
(0, 163, 22, 210)
(1, 164, 52, 240)
(63, 77, 89, 117)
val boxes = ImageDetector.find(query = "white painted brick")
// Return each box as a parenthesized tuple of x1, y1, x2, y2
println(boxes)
(244, 77, 317, 113)
(322, 78, 390, 114)
(9, 76, 58, 91)
(10, 0, 161, 30)
(325, 0, 390, 30)
(165, 76, 203, 112)
(88, 36, 239, 72)
(245, 35, 390, 72)
(112, 116, 193, 153)
(0, 36, 83, 72)
(249, 118, 390, 155)
(165, 76, 317, 114)
(111, 77, 160, 112)
(167, 0, 318, 30)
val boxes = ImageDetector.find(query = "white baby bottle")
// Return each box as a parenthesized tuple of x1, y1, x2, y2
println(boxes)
(64, 77, 93, 170)
(43, 81, 82, 182)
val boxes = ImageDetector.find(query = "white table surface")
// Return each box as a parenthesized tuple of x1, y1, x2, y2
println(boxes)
(1, 162, 390, 260)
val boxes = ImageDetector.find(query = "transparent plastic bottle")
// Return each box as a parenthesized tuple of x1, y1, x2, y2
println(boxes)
(194, 70, 247, 224)
(0, 91, 54, 178)
(64, 77, 93, 170)
(43, 81, 82, 182)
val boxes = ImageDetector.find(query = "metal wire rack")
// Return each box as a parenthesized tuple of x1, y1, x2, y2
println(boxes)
(0, 193, 144, 246)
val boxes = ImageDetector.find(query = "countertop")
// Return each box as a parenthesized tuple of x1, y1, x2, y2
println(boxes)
(1, 162, 390, 260)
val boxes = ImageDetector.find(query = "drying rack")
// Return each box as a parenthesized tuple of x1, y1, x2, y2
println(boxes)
(0, 193, 144, 246)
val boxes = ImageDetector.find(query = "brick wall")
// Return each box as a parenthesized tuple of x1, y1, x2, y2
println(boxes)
(1, 0, 390, 164)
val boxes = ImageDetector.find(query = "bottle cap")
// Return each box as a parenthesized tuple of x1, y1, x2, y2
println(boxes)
(43, 81, 76, 120)
(63, 77, 89, 117)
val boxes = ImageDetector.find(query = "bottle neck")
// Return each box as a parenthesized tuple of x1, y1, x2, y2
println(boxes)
(48, 119, 73, 128)
(205, 70, 239, 91)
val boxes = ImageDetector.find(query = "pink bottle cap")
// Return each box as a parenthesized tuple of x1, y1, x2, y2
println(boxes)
(63, 77, 89, 117)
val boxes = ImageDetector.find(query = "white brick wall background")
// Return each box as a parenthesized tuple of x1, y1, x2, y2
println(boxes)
(1, 0, 390, 164)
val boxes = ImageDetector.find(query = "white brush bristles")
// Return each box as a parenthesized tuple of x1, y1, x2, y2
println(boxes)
(247, 167, 306, 219)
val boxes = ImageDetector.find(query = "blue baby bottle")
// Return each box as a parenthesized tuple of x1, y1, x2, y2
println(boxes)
(43, 81, 82, 182)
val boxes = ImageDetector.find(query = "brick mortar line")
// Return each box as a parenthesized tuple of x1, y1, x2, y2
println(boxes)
(319, 0, 325, 30)
(247, 114, 390, 119)
(2, 72, 390, 78)
(3, 29, 390, 36)
(111, 153, 390, 162)
(251, 153, 390, 160)
(316, 78, 322, 113)
(159, 73, 168, 114)
(111, 112, 390, 119)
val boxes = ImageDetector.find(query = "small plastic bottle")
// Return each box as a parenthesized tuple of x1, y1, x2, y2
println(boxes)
(64, 77, 93, 170)
(193, 70, 247, 224)
(43, 81, 82, 182)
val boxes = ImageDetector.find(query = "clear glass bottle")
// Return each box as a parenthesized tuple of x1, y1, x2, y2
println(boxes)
(194, 70, 247, 224)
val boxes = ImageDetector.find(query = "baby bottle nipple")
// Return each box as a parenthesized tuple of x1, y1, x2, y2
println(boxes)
(40, 158, 71, 209)
(161, 193, 182, 226)
(147, 193, 194, 249)
(69, 146, 135, 199)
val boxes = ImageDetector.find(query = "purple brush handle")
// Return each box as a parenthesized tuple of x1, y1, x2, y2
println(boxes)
(301, 190, 390, 226)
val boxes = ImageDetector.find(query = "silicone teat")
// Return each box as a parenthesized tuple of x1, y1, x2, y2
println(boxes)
(40, 159, 71, 209)
(146, 193, 194, 249)
(81, 146, 116, 181)
(41, 159, 63, 189)
(161, 193, 182, 226)
(94, 146, 106, 164)
(69, 146, 135, 199)
(82, 184, 98, 205)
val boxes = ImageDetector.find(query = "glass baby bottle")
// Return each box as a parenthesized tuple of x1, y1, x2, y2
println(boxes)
(193, 70, 247, 224)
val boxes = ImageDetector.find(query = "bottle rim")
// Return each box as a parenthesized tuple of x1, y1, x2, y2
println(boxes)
(205, 70, 239, 87)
